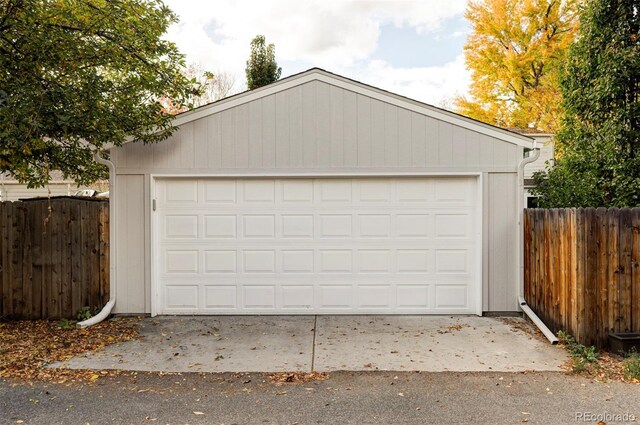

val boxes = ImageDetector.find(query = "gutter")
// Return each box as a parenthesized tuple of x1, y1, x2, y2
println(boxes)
(516, 143, 558, 344)
(77, 151, 116, 328)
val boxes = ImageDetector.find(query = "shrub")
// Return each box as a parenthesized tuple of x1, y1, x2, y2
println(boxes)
(623, 351, 640, 380)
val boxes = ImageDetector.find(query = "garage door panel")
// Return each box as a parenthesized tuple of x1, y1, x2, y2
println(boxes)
(358, 249, 391, 273)
(435, 285, 468, 309)
(397, 249, 430, 273)
(165, 285, 199, 309)
(282, 215, 314, 237)
(281, 285, 314, 309)
(243, 250, 276, 273)
(358, 214, 391, 237)
(164, 215, 198, 239)
(396, 178, 432, 201)
(282, 250, 314, 273)
(358, 180, 391, 201)
(163, 180, 198, 204)
(204, 215, 237, 238)
(203, 180, 236, 203)
(319, 214, 352, 237)
(242, 215, 276, 238)
(204, 286, 237, 309)
(434, 214, 472, 238)
(282, 180, 314, 202)
(243, 180, 275, 202)
(397, 214, 430, 238)
(204, 250, 237, 273)
(319, 250, 353, 273)
(155, 177, 479, 314)
(434, 178, 473, 202)
(357, 285, 393, 308)
(243, 285, 276, 309)
(435, 249, 470, 274)
(319, 285, 353, 309)
(396, 285, 431, 309)
(164, 250, 199, 274)
(319, 180, 352, 202)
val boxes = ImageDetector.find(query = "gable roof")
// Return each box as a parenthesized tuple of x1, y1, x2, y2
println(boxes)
(169, 67, 534, 149)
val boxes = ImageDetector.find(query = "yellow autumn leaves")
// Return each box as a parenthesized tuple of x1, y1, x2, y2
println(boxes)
(455, 0, 580, 132)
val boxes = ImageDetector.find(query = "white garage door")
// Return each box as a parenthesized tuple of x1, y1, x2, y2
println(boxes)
(154, 177, 480, 315)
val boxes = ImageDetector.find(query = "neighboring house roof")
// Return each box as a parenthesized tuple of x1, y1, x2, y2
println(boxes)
(505, 127, 554, 137)
(112, 68, 534, 150)
(1, 170, 74, 183)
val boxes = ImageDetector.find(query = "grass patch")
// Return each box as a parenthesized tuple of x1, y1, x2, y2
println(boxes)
(623, 351, 640, 380)
(558, 331, 600, 373)
(557, 331, 640, 383)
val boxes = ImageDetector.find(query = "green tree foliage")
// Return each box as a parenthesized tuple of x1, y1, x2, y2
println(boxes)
(0, 0, 200, 187)
(456, 0, 578, 132)
(245, 35, 282, 90)
(532, 0, 640, 207)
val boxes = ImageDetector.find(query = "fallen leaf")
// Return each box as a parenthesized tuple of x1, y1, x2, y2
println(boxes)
(0, 318, 140, 383)
(268, 372, 328, 384)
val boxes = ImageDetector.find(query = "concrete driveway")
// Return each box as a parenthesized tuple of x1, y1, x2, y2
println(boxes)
(55, 315, 568, 373)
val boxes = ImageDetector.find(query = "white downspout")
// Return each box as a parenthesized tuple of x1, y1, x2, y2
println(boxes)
(516, 143, 558, 344)
(77, 151, 116, 328)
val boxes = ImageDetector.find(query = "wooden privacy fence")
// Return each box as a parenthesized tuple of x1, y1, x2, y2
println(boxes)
(524, 208, 640, 347)
(0, 197, 109, 320)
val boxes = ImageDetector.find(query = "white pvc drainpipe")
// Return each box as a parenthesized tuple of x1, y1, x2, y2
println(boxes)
(516, 144, 558, 344)
(77, 151, 116, 328)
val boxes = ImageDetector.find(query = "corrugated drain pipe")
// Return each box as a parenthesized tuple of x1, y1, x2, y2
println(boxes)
(516, 144, 558, 344)
(77, 151, 116, 328)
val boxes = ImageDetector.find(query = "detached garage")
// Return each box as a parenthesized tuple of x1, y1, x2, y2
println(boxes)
(109, 68, 533, 316)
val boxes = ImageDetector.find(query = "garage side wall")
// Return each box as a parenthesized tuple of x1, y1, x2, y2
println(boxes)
(113, 174, 146, 313)
(112, 79, 522, 314)
(485, 172, 518, 311)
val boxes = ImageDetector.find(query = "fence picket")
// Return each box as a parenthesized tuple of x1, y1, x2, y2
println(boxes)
(0, 198, 109, 320)
(524, 207, 640, 348)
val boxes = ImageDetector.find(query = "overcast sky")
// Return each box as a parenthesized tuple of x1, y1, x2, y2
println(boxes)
(163, 0, 470, 107)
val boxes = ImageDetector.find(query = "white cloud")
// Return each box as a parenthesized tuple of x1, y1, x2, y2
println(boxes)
(352, 55, 471, 106)
(162, 0, 469, 102)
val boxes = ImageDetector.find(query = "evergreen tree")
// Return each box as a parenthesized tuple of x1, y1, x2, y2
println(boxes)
(245, 35, 282, 90)
(533, 0, 640, 207)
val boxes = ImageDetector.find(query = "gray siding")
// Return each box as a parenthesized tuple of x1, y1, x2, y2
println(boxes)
(111, 77, 523, 314)
(113, 174, 146, 314)
(485, 173, 518, 311)
(113, 81, 519, 173)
